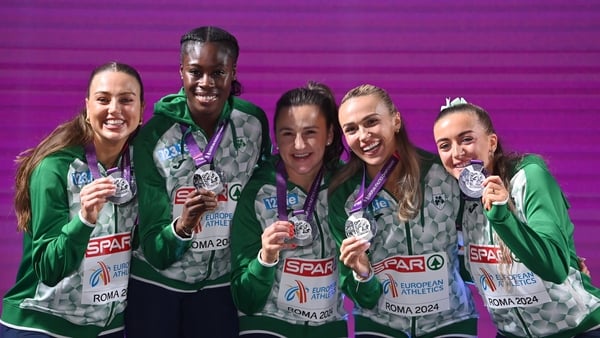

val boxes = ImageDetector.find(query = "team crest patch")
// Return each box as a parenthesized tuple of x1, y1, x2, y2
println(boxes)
(433, 193, 446, 210)
(235, 137, 247, 150)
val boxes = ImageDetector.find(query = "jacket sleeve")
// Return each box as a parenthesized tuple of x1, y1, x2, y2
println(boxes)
(485, 162, 571, 284)
(328, 184, 382, 309)
(133, 124, 191, 270)
(30, 157, 94, 286)
(230, 180, 276, 314)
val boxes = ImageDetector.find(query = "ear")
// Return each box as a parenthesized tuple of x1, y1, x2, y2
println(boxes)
(393, 111, 402, 132)
(140, 101, 147, 124)
(179, 64, 184, 79)
(232, 63, 237, 80)
(489, 133, 498, 153)
(326, 125, 334, 146)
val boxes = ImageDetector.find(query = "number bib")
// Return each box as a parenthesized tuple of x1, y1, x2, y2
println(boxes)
(373, 252, 450, 317)
(82, 233, 131, 305)
(468, 244, 551, 309)
(277, 257, 338, 323)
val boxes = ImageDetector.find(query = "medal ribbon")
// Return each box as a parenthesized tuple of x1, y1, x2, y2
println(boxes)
(84, 143, 131, 183)
(180, 121, 227, 168)
(350, 153, 399, 213)
(276, 160, 324, 222)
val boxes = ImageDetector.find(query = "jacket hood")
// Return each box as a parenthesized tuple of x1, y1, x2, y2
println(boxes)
(153, 88, 234, 128)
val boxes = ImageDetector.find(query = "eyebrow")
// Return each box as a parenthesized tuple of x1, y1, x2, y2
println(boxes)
(341, 113, 377, 129)
(435, 130, 474, 143)
(92, 91, 137, 96)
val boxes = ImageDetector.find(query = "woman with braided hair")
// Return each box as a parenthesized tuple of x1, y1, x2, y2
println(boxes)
(125, 26, 271, 337)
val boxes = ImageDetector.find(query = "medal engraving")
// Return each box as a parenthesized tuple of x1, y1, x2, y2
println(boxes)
(288, 215, 315, 246)
(193, 168, 224, 194)
(345, 213, 376, 241)
(458, 160, 488, 198)
(107, 172, 134, 205)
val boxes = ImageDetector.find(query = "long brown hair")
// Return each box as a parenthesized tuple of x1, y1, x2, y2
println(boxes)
(14, 62, 144, 232)
(330, 84, 422, 221)
(436, 102, 524, 268)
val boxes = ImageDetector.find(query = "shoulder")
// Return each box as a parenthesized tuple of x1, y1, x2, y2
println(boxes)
(231, 97, 267, 118)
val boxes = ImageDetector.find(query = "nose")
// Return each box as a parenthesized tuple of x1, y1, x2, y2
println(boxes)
(108, 98, 120, 114)
(294, 133, 306, 149)
(198, 73, 215, 87)
(358, 127, 371, 141)
(452, 144, 463, 158)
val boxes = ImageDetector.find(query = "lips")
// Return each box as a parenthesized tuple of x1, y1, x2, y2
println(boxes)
(361, 140, 381, 153)
(105, 119, 124, 126)
(194, 92, 218, 103)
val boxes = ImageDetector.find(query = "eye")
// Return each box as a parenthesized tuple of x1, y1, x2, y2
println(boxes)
(188, 69, 202, 77)
(437, 142, 450, 151)
(212, 70, 227, 78)
(119, 97, 135, 105)
(343, 126, 357, 135)
(365, 117, 379, 127)
(461, 136, 474, 144)
(96, 97, 110, 104)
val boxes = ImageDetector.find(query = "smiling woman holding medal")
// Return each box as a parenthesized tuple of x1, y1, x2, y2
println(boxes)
(230, 82, 348, 337)
(0, 62, 144, 338)
(434, 98, 600, 338)
(125, 26, 271, 338)
(328, 84, 478, 338)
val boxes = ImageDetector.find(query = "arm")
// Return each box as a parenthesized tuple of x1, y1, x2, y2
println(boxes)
(133, 126, 191, 269)
(230, 182, 279, 314)
(30, 158, 95, 286)
(328, 186, 382, 309)
(485, 162, 571, 283)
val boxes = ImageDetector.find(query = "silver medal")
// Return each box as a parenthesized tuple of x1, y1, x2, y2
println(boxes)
(288, 214, 316, 246)
(107, 172, 135, 205)
(345, 213, 376, 241)
(193, 168, 224, 194)
(458, 161, 488, 198)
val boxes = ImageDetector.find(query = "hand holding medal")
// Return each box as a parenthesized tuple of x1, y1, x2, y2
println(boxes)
(458, 160, 488, 199)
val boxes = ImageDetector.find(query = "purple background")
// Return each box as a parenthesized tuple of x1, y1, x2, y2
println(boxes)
(1, 1, 599, 336)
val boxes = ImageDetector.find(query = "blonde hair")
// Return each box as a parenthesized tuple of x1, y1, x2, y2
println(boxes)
(330, 84, 421, 221)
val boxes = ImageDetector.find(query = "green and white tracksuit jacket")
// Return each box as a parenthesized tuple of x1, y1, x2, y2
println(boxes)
(130, 89, 271, 292)
(461, 155, 600, 338)
(329, 150, 478, 338)
(1, 146, 137, 337)
(230, 156, 348, 338)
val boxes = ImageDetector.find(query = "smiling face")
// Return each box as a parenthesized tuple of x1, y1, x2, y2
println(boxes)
(338, 94, 401, 174)
(180, 42, 236, 125)
(433, 110, 497, 179)
(85, 70, 143, 150)
(275, 104, 333, 190)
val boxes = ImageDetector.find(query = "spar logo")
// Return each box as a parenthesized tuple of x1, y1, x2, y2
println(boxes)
(479, 268, 497, 292)
(174, 186, 228, 204)
(89, 261, 111, 287)
(382, 273, 399, 298)
(284, 280, 309, 304)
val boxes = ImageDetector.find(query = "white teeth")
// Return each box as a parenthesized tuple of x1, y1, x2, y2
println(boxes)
(294, 153, 309, 158)
(195, 94, 217, 102)
(105, 119, 124, 125)
(362, 141, 380, 152)
(455, 161, 470, 168)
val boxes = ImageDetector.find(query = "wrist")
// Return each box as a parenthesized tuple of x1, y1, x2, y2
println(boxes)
(352, 265, 374, 283)
(173, 217, 194, 238)
(257, 249, 279, 267)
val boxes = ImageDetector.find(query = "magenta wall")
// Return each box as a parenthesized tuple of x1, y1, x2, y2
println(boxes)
(1, 1, 599, 336)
